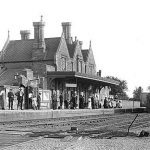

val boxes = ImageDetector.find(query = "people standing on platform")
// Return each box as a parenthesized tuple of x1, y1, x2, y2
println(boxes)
(16, 89, 20, 110)
(95, 95, 98, 109)
(16, 88, 24, 110)
(118, 101, 122, 108)
(52, 91, 57, 110)
(79, 95, 84, 109)
(64, 98, 68, 109)
(91, 95, 95, 109)
(88, 96, 92, 109)
(19, 88, 24, 110)
(71, 92, 77, 109)
(112, 99, 116, 108)
(98, 101, 102, 108)
(108, 98, 113, 108)
(8, 89, 14, 110)
(37, 93, 41, 110)
(104, 97, 108, 108)
(28, 91, 33, 109)
(32, 95, 37, 110)
(70, 94, 74, 109)
(64, 92, 69, 109)
(0, 88, 5, 110)
(59, 93, 63, 109)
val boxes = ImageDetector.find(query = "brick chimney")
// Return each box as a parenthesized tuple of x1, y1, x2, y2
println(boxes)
(20, 30, 30, 40)
(62, 22, 72, 44)
(79, 41, 83, 49)
(32, 16, 46, 60)
(98, 70, 101, 77)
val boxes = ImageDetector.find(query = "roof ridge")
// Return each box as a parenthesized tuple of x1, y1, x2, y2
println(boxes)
(9, 37, 61, 42)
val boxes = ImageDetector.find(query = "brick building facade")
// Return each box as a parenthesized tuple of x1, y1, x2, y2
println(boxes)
(0, 17, 118, 109)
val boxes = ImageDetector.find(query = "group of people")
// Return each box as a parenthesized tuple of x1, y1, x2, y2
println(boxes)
(7, 88, 25, 110)
(88, 95, 102, 109)
(7, 88, 41, 110)
(28, 92, 41, 110)
(103, 97, 122, 108)
(52, 92, 84, 110)
(52, 92, 78, 110)
(51, 91, 123, 110)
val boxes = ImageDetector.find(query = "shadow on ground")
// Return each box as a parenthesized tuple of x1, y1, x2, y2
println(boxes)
(27, 129, 139, 139)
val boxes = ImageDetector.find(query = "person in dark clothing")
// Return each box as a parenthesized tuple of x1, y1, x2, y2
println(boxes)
(52, 92, 57, 110)
(104, 97, 108, 108)
(37, 93, 41, 110)
(16, 88, 24, 110)
(79, 95, 84, 109)
(64, 99, 68, 109)
(70, 93, 77, 109)
(0, 89, 5, 110)
(19, 88, 24, 110)
(59, 93, 63, 108)
(8, 89, 14, 110)
(28, 92, 33, 109)
(15, 90, 20, 109)
(91, 96, 95, 109)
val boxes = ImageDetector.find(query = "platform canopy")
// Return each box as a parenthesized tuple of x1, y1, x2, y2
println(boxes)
(47, 71, 119, 86)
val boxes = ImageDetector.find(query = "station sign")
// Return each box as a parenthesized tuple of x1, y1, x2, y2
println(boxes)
(66, 83, 77, 88)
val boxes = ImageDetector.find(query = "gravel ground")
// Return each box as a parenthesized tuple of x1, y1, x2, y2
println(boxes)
(1, 135, 150, 150)
(1, 113, 150, 150)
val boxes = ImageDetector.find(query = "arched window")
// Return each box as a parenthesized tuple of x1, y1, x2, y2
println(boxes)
(61, 57, 67, 71)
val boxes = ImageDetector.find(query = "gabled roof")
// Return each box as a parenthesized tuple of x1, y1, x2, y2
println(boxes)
(0, 37, 61, 62)
(0, 69, 23, 86)
(67, 43, 76, 58)
(81, 49, 89, 62)
(45, 37, 61, 60)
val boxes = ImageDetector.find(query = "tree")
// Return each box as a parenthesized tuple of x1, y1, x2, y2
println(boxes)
(147, 86, 150, 92)
(146, 93, 150, 112)
(106, 76, 128, 100)
(133, 86, 143, 101)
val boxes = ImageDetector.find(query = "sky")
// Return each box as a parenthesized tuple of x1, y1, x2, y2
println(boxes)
(0, 0, 150, 97)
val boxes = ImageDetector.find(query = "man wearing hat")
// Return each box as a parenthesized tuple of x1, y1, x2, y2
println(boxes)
(7, 89, 14, 110)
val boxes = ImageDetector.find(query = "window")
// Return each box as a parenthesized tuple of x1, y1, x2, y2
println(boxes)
(78, 60, 82, 73)
(71, 62, 74, 71)
(61, 57, 67, 71)
(89, 65, 93, 74)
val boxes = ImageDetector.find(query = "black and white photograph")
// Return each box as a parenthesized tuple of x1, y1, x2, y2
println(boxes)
(0, 0, 150, 149)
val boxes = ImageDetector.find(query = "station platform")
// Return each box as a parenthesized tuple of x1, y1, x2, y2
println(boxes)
(0, 107, 146, 122)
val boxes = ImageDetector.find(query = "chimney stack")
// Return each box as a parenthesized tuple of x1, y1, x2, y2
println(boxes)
(20, 30, 30, 40)
(32, 16, 46, 60)
(33, 15, 45, 52)
(79, 41, 83, 49)
(62, 22, 72, 44)
(98, 70, 101, 77)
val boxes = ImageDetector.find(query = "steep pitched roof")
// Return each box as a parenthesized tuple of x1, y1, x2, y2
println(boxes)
(0, 37, 61, 62)
(67, 43, 76, 58)
(81, 49, 89, 62)
(0, 69, 23, 86)
(1, 39, 33, 62)
(45, 37, 61, 60)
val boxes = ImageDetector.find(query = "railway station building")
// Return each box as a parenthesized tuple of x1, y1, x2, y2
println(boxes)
(0, 17, 119, 110)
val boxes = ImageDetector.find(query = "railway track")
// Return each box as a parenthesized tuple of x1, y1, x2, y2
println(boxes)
(0, 113, 143, 129)
(1, 113, 150, 135)
(0, 113, 150, 149)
